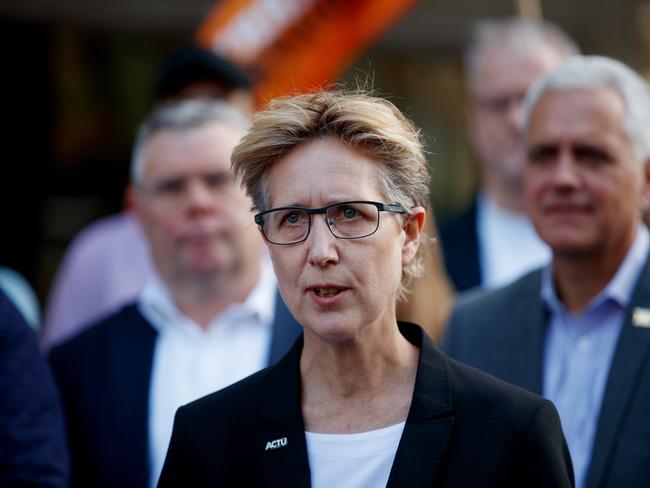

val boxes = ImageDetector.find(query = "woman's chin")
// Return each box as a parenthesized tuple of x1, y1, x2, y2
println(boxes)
(302, 318, 364, 346)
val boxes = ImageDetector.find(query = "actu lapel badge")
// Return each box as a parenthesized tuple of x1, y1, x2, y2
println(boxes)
(265, 437, 288, 450)
(632, 307, 650, 328)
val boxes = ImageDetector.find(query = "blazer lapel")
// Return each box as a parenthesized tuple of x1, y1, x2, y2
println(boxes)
(107, 306, 158, 485)
(267, 290, 303, 365)
(387, 324, 454, 487)
(586, 256, 650, 487)
(511, 271, 546, 395)
(257, 336, 311, 488)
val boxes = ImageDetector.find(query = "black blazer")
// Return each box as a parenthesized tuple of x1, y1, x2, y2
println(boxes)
(438, 198, 482, 292)
(159, 322, 573, 487)
(444, 255, 650, 487)
(49, 292, 302, 488)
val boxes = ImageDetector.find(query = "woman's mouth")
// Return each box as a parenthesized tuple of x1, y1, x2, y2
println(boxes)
(313, 287, 344, 297)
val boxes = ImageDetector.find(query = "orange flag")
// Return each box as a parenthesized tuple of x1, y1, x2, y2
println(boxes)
(196, 0, 418, 105)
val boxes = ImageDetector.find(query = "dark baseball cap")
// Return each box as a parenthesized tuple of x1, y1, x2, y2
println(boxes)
(154, 45, 252, 101)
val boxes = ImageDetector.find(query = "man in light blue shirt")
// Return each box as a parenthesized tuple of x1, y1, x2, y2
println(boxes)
(444, 55, 650, 488)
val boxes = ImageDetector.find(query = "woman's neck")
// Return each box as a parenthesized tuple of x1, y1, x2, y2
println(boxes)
(300, 321, 418, 433)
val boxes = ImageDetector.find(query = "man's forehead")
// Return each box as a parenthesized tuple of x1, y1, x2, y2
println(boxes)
(148, 121, 245, 144)
(526, 87, 632, 150)
(142, 122, 244, 179)
(530, 87, 625, 126)
(470, 44, 563, 94)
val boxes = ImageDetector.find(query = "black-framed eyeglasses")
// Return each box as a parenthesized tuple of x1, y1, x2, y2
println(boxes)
(254, 200, 408, 245)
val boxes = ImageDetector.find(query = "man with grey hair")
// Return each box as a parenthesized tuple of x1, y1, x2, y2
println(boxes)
(444, 55, 650, 488)
(42, 47, 254, 350)
(49, 99, 301, 488)
(439, 17, 578, 291)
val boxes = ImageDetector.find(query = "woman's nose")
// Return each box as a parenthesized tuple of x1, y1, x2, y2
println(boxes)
(306, 214, 339, 267)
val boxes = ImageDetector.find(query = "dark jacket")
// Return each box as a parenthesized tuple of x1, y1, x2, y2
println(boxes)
(0, 290, 69, 487)
(438, 198, 482, 292)
(49, 294, 302, 488)
(159, 322, 573, 487)
(444, 256, 650, 488)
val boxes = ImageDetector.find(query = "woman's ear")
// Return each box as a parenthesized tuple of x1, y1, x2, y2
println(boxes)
(402, 207, 426, 266)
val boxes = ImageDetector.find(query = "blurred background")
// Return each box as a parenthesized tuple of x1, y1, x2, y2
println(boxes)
(1, 0, 649, 302)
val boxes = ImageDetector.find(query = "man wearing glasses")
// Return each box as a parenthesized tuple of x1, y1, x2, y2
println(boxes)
(439, 17, 578, 291)
(49, 99, 301, 488)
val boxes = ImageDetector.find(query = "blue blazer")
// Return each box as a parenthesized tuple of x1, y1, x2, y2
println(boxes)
(444, 256, 650, 488)
(49, 292, 302, 488)
(159, 323, 573, 487)
(0, 290, 69, 487)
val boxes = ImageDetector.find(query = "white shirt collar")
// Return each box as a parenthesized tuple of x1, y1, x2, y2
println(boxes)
(139, 256, 277, 335)
(146, 255, 278, 488)
(476, 191, 551, 288)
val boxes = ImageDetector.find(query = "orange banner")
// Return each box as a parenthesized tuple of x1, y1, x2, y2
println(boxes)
(196, 0, 418, 105)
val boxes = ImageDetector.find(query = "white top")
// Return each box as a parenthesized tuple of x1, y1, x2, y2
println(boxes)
(477, 192, 551, 288)
(143, 260, 277, 488)
(305, 422, 406, 488)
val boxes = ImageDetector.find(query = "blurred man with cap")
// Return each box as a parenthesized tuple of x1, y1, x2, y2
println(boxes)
(154, 45, 253, 113)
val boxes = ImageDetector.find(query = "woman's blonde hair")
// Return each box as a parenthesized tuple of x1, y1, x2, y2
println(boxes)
(231, 89, 430, 296)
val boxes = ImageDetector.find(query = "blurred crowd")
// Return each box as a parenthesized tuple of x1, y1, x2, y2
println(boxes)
(3, 13, 650, 488)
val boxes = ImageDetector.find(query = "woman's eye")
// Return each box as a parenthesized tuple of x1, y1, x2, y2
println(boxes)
(342, 207, 358, 219)
(285, 212, 301, 224)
